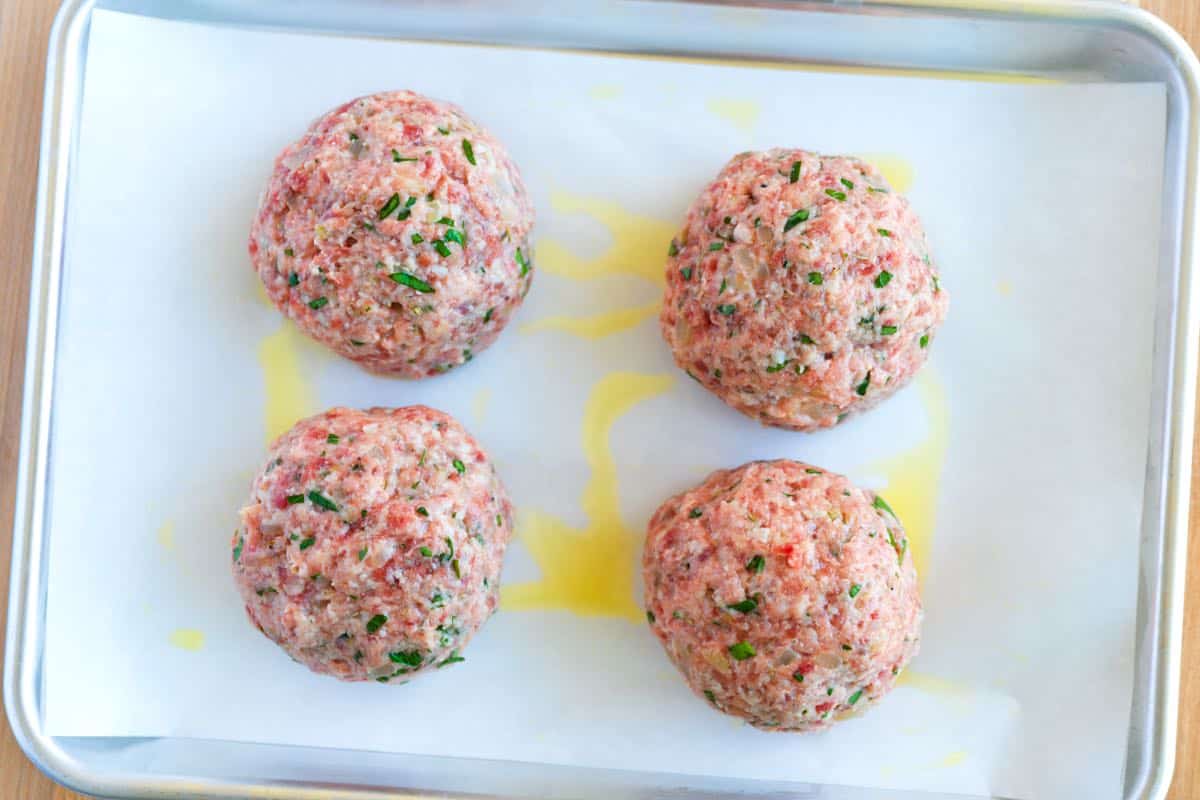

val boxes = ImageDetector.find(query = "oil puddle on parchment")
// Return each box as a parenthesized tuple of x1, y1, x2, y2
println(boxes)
(169, 628, 205, 652)
(156, 520, 175, 551)
(258, 322, 319, 445)
(503, 372, 674, 622)
(856, 153, 915, 194)
(862, 370, 947, 584)
(526, 190, 674, 339)
(588, 83, 623, 101)
(472, 387, 492, 426)
(705, 98, 761, 132)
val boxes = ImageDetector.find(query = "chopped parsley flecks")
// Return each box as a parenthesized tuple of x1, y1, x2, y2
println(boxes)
(877, 228, 892, 237)
(840, 178, 854, 190)
(848, 689, 864, 705)
(389, 650, 422, 667)
(439, 651, 465, 667)
(668, 240, 680, 257)
(789, 161, 802, 183)
(419, 546, 434, 557)
(825, 189, 847, 201)
(391, 271, 435, 293)
(689, 508, 703, 519)
(807, 271, 823, 286)
(365, 614, 388, 634)
(704, 690, 716, 703)
(932, 275, 941, 292)
(855, 371, 871, 396)
(288, 273, 299, 287)
(350, 339, 365, 346)
(286, 494, 304, 505)
(875, 270, 893, 289)
(793, 672, 805, 682)
(232, 536, 243, 562)
(327, 433, 340, 444)
(451, 558, 462, 578)
(308, 297, 328, 310)
(646, 610, 656, 624)
(358, 547, 368, 561)
(452, 458, 466, 475)
(881, 325, 898, 335)
(432, 240, 452, 258)
(719, 278, 728, 294)
(728, 641, 756, 661)
(727, 598, 758, 614)
(299, 537, 315, 551)
(842, 644, 852, 651)
(680, 267, 693, 281)
(709, 242, 724, 252)
(799, 333, 815, 345)
(411, 233, 424, 244)
(873, 495, 896, 517)
(437, 126, 450, 135)
(444, 229, 465, 247)
(765, 360, 790, 373)
(920, 333, 930, 348)
(716, 304, 736, 316)
(307, 491, 339, 512)
(747, 554, 766, 574)
(805, 468, 822, 475)
(462, 139, 476, 165)
(416, 506, 430, 517)
(849, 583, 862, 598)
(483, 307, 494, 323)
(392, 150, 418, 163)
(378, 193, 401, 220)
(435, 216, 454, 226)
(283, 247, 295, 257)
(783, 208, 810, 232)
(516, 247, 530, 277)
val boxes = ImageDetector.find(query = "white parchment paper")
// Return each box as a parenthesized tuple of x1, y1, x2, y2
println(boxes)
(42, 9, 1166, 799)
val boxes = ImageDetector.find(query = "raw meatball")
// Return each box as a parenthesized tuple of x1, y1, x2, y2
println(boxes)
(231, 406, 513, 682)
(661, 149, 947, 430)
(250, 91, 534, 377)
(643, 460, 920, 730)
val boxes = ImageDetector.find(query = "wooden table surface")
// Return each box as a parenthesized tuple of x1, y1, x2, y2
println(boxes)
(1, 1, 1198, 798)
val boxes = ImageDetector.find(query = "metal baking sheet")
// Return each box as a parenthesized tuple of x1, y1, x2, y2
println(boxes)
(5, 1, 1198, 799)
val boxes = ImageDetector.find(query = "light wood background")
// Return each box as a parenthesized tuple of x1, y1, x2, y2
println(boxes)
(0, 0, 1197, 797)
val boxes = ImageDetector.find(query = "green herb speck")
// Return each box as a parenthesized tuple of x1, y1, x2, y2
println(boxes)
(327, 434, 340, 444)
(389, 650, 422, 666)
(392, 150, 418, 163)
(416, 507, 429, 517)
(825, 189, 847, 201)
(807, 271, 823, 286)
(516, 248, 530, 277)
(789, 161, 802, 183)
(783, 208, 810, 232)
(726, 598, 758, 614)
(709, 242, 724, 251)
(411, 233, 424, 244)
(365, 614, 387, 634)
(286, 494, 304, 505)
(840, 178, 854, 190)
(848, 689, 863, 705)
(668, 240, 680, 257)
(378, 193, 401, 219)
(299, 537, 315, 551)
(716, 304, 736, 316)
(873, 495, 896, 517)
(680, 267, 693, 280)
(728, 641, 756, 661)
(881, 325, 898, 335)
(849, 583, 862, 598)
(747, 554, 765, 574)
(689, 508, 703, 519)
(920, 334, 930, 348)
(390, 271, 435, 293)
(462, 139, 476, 165)
(875, 270, 893, 288)
(358, 547, 368, 561)
(452, 459, 466, 475)
(646, 610, 656, 623)
(307, 491, 339, 512)
(419, 546, 434, 557)
(308, 297, 328, 310)
(878, 228, 892, 237)
(232, 537, 243, 562)
(855, 372, 871, 396)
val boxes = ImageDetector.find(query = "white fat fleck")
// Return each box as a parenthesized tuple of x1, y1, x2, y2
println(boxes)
(770, 349, 787, 365)
(732, 222, 754, 243)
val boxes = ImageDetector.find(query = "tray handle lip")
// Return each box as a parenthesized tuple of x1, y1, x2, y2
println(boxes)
(4, 1, 1199, 799)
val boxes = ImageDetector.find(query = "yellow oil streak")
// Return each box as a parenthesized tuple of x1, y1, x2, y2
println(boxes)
(932, 750, 969, 769)
(520, 302, 660, 340)
(169, 629, 205, 652)
(471, 387, 492, 426)
(865, 370, 947, 583)
(156, 520, 174, 551)
(258, 322, 318, 445)
(856, 153, 916, 194)
(536, 191, 675, 286)
(589, 83, 623, 100)
(996, 279, 1014, 296)
(705, 98, 761, 132)
(503, 373, 674, 621)
(897, 670, 971, 697)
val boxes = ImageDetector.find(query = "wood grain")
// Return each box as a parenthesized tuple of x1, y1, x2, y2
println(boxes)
(0, 1, 1196, 798)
